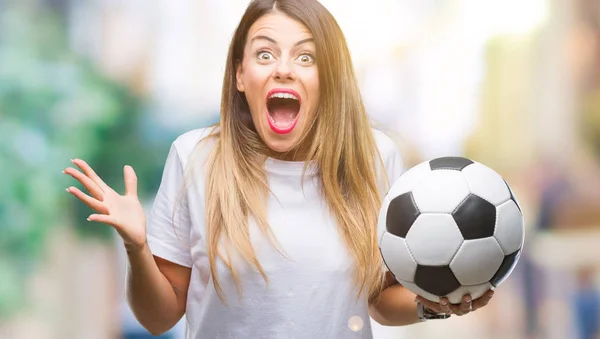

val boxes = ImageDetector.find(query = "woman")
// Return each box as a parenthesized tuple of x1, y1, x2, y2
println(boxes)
(64, 0, 494, 337)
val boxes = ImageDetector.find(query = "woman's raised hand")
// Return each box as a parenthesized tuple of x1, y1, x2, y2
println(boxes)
(64, 159, 147, 251)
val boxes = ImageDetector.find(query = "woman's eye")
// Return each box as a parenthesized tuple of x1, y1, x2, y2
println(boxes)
(258, 51, 273, 60)
(299, 54, 314, 64)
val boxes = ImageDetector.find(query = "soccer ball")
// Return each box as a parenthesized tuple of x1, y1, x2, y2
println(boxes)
(378, 156, 524, 304)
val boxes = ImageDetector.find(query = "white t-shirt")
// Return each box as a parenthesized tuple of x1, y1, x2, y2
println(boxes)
(146, 127, 404, 339)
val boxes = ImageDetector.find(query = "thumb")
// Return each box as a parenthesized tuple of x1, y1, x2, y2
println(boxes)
(124, 165, 138, 197)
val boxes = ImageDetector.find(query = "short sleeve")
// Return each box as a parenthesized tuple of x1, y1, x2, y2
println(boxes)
(373, 129, 404, 199)
(382, 144, 404, 194)
(146, 143, 193, 268)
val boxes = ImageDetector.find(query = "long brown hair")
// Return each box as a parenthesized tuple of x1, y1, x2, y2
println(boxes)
(199, 0, 387, 303)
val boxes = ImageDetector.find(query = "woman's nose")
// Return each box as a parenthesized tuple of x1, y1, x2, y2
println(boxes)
(273, 59, 296, 82)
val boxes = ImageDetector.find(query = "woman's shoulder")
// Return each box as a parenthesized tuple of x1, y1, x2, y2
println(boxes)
(371, 128, 401, 161)
(171, 125, 219, 168)
(371, 127, 405, 187)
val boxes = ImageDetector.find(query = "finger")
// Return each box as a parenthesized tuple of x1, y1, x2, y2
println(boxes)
(63, 167, 104, 200)
(123, 165, 138, 197)
(449, 303, 461, 315)
(66, 186, 107, 213)
(87, 213, 116, 226)
(71, 159, 111, 192)
(415, 296, 446, 314)
(458, 295, 473, 316)
(439, 297, 452, 314)
(473, 290, 495, 311)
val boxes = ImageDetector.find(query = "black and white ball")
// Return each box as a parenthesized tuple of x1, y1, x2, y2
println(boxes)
(378, 157, 524, 304)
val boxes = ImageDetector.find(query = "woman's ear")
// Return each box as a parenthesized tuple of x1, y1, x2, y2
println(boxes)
(236, 63, 245, 92)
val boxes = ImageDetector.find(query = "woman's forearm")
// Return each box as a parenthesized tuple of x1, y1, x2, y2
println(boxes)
(369, 280, 421, 326)
(126, 244, 183, 335)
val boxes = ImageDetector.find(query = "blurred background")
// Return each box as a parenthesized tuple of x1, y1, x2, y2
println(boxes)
(1, 0, 599, 338)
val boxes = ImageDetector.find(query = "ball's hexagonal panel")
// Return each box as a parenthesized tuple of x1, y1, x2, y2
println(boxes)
(379, 232, 418, 282)
(405, 214, 464, 266)
(452, 194, 496, 240)
(386, 161, 432, 198)
(414, 265, 461, 297)
(385, 192, 420, 238)
(494, 200, 524, 255)
(411, 170, 470, 213)
(429, 157, 474, 171)
(504, 179, 522, 213)
(445, 282, 493, 305)
(462, 162, 511, 205)
(491, 250, 521, 287)
(396, 279, 440, 303)
(450, 238, 505, 285)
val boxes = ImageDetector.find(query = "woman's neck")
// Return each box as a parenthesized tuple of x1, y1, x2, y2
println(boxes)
(268, 148, 308, 162)
(264, 128, 317, 162)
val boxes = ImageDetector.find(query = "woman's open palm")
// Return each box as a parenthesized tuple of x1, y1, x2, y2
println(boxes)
(64, 159, 147, 251)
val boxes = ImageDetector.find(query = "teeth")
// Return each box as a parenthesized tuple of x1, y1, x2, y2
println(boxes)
(269, 92, 299, 100)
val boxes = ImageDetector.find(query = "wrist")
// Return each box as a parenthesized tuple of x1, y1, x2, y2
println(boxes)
(125, 240, 149, 255)
(417, 302, 451, 321)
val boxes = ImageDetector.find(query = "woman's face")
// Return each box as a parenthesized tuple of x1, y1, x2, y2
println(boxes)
(236, 11, 320, 157)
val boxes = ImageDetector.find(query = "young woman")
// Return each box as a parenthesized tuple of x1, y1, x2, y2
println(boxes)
(64, 0, 494, 337)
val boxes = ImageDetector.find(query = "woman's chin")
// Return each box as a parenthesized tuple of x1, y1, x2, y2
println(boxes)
(262, 134, 305, 158)
(257, 122, 308, 159)
(264, 140, 297, 155)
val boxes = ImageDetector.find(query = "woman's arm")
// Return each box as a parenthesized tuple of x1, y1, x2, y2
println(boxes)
(126, 244, 191, 335)
(64, 159, 192, 335)
(368, 272, 421, 326)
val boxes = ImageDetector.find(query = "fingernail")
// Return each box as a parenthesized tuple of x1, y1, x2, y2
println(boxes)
(86, 218, 91, 221)
(489, 292, 495, 297)
(441, 300, 448, 306)
(65, 188, 70, 193)
(414, 297, 418, 303)
(466, 297, 472, 303)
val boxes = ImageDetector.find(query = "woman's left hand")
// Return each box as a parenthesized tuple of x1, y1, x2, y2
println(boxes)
(415, 290, 495, 316)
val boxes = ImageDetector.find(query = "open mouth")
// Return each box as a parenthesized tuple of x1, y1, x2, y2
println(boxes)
(266, 89, 301, 134)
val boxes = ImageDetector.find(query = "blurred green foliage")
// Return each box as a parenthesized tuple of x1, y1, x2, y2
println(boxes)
(0, 2, 170, 318)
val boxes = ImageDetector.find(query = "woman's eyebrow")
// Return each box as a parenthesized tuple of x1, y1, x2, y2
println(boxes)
(250, 35, 314, 47)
